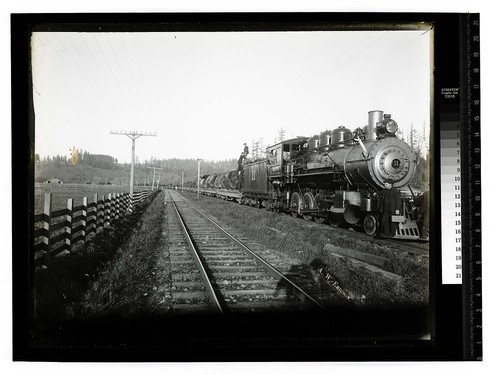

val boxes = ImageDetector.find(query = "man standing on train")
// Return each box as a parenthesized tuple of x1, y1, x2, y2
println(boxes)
(237, 152, 245, 172)
(243, 143, 249, 159)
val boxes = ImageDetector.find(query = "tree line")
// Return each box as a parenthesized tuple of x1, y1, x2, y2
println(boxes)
(35, 151, 238, 185)
(36, 150, 119, 170)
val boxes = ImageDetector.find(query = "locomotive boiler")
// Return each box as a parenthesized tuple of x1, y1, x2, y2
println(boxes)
(300, 110, 415, 190)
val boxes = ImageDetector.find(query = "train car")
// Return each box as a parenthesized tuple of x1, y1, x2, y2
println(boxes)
(240, 159, 272, 206)
(194, 170, 242, 201)
(222, 170, 239, 190)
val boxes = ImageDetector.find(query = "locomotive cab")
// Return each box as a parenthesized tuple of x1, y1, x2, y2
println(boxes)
(267, 137, 308, 178)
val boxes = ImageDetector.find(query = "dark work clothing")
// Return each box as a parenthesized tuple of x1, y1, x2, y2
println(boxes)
(237, 154, 244, 171)
(379, 187, 402, 237)
(243, 145, 249, 157)
(420, 190, 429, 239)
(237, 171, 243, 190)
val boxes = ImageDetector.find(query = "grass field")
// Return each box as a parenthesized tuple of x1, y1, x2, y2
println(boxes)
(34, 183, 152, 214)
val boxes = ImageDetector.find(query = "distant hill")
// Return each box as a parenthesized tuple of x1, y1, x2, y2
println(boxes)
(35, 152, 238, 186)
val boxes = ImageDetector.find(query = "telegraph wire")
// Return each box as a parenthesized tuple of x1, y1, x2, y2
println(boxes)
(121, 33, 154, 127)
(57, 33, 116, 126)
(132, 34, 154, 127)
(33, 33, 111, 129)
(234, 31, 389, 145)
(52, 33, 112, 123)
(106, 33, 140, 127)
(32, 33, 110, 157)
(119, 34, 147, 125)
(93, 34, 130, 121)
(36, 34, 46, 47)
(79, 33, 128, 125)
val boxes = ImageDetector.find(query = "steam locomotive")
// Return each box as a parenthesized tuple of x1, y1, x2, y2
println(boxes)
(193, 110, 422, 240)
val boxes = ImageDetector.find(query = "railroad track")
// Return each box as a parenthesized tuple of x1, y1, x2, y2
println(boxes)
(164, 189, 333, 314)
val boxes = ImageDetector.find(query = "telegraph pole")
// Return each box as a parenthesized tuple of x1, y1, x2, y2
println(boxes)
(147, 166, 163, 191)
(197, 159, 201, 198)
(110, 130, 156, 209)
(181, 171, 184, 191)
(156, 172, 161, 190)
(278, 127, 286, 142)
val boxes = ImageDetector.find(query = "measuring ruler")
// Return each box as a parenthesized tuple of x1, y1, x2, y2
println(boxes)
(440, 13, 482, 360)
(462, 13, 482, 361)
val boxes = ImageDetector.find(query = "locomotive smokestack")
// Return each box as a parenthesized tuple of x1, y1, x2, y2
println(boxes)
(367, 110, 383, 141)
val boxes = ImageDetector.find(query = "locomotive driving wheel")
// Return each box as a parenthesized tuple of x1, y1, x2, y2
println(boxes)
(302, 192, 315, 221)
(290, 192, 302, 218)
(314, 194, 326, 223)
(363, 214, 379, 236)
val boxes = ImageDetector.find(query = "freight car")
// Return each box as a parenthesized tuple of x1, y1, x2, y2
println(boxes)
(196, 170, 242, 201)
(192, 110, 423, 240)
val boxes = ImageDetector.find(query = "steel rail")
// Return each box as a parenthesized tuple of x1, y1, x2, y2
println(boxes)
(166, 191, 224, 314)
(170, 190, 327, 311)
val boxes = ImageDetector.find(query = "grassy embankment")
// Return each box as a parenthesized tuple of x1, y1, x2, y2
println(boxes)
(181, 192, 428, 308)
(82, 192, 172, 318)
(33, 190, 164, 327)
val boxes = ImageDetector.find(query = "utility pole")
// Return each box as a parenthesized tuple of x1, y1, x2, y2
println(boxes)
(110, 130, 156, 209)
(147, 166, 163, 191)
(251, 140, 258, 158)
(278, 127, 286, 142)
(181, 171, 184, 191)
(197, 159, 201, 198)
(156, 172, 161, 190)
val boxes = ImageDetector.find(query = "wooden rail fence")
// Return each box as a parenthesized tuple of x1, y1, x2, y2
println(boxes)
(34, 190, 154, 268)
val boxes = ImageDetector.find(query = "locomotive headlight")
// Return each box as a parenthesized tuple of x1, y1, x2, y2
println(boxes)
(385, 119, 398, 133)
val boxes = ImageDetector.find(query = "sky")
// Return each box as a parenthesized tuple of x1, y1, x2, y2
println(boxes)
(32, 29, 431, 163)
